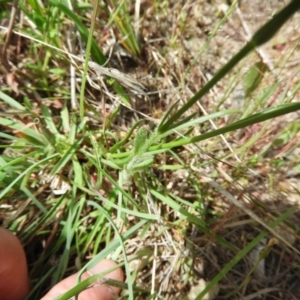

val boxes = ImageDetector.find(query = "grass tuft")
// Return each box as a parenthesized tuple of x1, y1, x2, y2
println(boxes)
(1, 1, 300, 299)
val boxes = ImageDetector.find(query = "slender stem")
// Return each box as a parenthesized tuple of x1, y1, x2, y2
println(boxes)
(154, 103, 300, 151)
(159, 0, 300, 132)
(79, 2, 100, 120)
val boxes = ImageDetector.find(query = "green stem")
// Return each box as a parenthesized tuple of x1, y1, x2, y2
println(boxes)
(79, 2, 100, 120)
(154, 103, 300, 151)
(159, 0, 300, 132)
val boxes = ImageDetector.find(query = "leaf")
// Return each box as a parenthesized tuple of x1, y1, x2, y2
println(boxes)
(131, 153, 154, 171)
(134, 127, 148, 155)
(0, 91, 25, 111)
(150, 103, 300, 151)
(244, 62, 269, 98)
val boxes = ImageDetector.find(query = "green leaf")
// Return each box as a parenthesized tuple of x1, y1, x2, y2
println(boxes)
(134, 127, 148, 155)
(51, 138, 83, 175)
(0, 91, 26, 111)
(110, 119, 143, 153)
(0, 117, 46, 146)
(41, 105, 59, 135)
(151, 103, 300, 151)
(244, 62, 269, 98)
(131, 156, 153, 171)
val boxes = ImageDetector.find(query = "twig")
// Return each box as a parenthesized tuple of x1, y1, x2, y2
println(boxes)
(2, 0, 18, 55)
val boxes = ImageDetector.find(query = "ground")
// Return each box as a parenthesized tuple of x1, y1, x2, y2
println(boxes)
(0, 1, 300, 299)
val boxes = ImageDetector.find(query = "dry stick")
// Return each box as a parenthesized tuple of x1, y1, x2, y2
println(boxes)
(134, 0, 141, 38)
(66, 32, 78, 110)
(2, 0, 18, 55)
(190, 159, 300, 256)
(16, 7, 25, 55)
(0, 1, 23, 93)
(151, 243, 157, 296)
(243, 288, 281, 300)
(65, 0, 79, 111)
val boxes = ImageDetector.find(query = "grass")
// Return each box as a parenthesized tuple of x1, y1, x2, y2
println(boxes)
(1, 0, 300, 299)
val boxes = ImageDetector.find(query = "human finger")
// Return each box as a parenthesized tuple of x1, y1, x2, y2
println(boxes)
(41, 259, 124, 300)
(0, 227, 29, 300)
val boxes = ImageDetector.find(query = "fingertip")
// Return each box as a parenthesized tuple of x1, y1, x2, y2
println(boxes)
(41, 259, 124, 300)
(89, 259, 125, 296)
(0, 228, 29, 300)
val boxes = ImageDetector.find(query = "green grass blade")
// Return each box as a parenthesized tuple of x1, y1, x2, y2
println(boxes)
(0, 117, 47, 146)
(159, 0, 300, 132)
(152, 103, 300, 151)
(0, 91, 26, 110)
(50, 138, 83, 175)
(49, 0, 106, 64)
(56, 218, 148, 300)
(0, 153, 59, 199)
